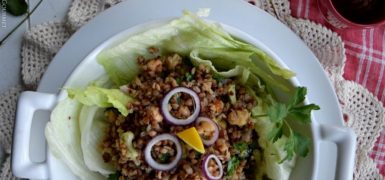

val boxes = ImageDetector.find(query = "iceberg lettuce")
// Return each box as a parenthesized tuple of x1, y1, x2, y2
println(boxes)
(67, 86, 133, 116)
(97, 11, 294, 90)
(79, 106, 115, 175)
(190, 48, 292, 90)
(120, 131, 140, 165)
(253, 117, 295, 180)
(45, 99, 106, 180)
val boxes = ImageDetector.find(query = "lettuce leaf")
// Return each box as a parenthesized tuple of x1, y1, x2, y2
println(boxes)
(45, 99, 105, 180)
(190, 48, 291, 90)
(252, 100, 295, 180)
(97, 11, 294, 91)
(79, 106, 115, 175)
(67, 86, 133, 116)
(254, 118, 295, 180)
(47, 80, 133, 178)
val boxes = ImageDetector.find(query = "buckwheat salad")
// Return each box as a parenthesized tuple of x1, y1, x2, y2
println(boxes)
(45, 12, 319, 180)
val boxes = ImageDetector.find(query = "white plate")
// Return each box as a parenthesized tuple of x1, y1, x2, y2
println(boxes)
(12, 0, 356, 180)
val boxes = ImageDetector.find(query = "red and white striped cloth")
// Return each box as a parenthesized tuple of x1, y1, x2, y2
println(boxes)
(289, 0, 385, 176)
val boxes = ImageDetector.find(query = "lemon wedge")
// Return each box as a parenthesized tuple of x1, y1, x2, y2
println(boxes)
(176, 127, 205, 153)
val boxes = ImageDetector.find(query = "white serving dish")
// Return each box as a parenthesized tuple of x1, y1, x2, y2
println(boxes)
(11, 0, 356, 179)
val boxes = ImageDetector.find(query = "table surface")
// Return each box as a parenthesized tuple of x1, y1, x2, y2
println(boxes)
(0, 0, 71, 94)
(1, 0, 385, 177)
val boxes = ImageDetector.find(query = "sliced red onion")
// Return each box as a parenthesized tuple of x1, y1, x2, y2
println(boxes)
(202, 154, 223, 180)
(195, 117, 219, 146)
(144, 134, 182, 171)
(161, 87, 200, 125)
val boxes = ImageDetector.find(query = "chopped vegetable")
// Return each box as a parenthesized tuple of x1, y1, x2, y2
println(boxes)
(228, 84, 236, 105)
(234, 142, 248, 153)
(234, 141, 252, 158)
(185, 72, 194, 81)
(107, 172, 120, 180)
(120, 131, 139, 164)
(226, 156, 240, 177)
(159, 153, 171, 163)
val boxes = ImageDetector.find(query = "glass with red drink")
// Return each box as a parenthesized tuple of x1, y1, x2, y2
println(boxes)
(317, 0, 385, 28)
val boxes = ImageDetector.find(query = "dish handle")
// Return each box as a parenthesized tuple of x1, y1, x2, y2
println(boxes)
(320, 124, 356, 180)
(12, 91, 57, 179)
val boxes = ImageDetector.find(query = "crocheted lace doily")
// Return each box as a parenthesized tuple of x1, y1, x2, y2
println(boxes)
(1, 0, 384, 179)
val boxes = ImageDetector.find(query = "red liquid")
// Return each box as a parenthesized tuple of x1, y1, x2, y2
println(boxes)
(332, 0, 385, 24)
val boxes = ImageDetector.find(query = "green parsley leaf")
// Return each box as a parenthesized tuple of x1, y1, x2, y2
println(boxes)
(175, 77, 182, 85)
(280, 131, 311, 163)
(267, 123, 283, 142)
(227, 156, 240, 176)
(293, 132, 310, 157)
(266, 87, 319, 163)
(159, 153, 171, 163)
(288, 86, 307, 108)
(267, 103, 288, 123)
(289, 104, 320, 124)
(234, 142, 248, 151)
(234, 141, 251, 158)
(280, 131, 295, 163)
(107, 172, 120, 180)
(185, 73, 194, 81)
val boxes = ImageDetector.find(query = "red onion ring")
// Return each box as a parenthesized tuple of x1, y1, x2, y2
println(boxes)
(195, 117, 219, 146)
(161, 87, 200, 125)
(202, 154, 223, 180)
(144, 134, 182, 171)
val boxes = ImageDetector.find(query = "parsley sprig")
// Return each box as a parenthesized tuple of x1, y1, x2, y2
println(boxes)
(227, 141, 257, 177)
(226, 156, 240, 177)
(107, 172, 120, 180)
(266, 87, 320, 162)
